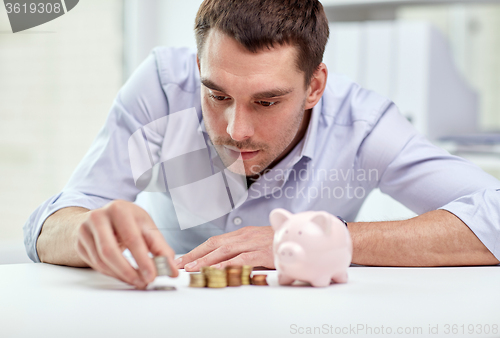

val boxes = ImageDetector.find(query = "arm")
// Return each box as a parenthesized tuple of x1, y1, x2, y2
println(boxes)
(353, 103, 500, 266)
(37, 206, 89, 267)
(176, 207, 499, 271)
(25, 50, 181, 286)
(350, 209, 499, 266)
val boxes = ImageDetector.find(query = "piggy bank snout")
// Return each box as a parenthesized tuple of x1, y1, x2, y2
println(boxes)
(276, 242, 305, 262)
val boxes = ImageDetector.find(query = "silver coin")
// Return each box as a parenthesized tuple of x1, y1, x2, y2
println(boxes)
(151, 285, 177, 291)
(153, 256, 172, 276)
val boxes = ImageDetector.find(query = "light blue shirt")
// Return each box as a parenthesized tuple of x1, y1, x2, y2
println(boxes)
(24, 47, 500, 262)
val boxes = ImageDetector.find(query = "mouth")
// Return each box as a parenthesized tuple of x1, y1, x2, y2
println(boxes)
(223, 145, 260, 161)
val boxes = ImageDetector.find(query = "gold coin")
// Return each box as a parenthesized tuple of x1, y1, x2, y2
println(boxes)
(251, 274, 268, 286)
(208, 283, 227, 288)
(201, 266, 214, 274)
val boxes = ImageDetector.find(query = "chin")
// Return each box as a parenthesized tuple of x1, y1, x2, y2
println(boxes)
(221, 157, 265, 177)
(225, 162, 248, 176)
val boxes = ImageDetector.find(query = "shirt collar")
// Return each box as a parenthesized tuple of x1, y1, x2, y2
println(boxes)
(198, 115, 208, 134)
(299, 96, 322, 161)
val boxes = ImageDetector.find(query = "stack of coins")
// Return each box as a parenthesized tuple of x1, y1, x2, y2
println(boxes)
(153, 256, 173, 277)
(201, 266, 212, 285)
(225, 266, 242, 287)
(189, 273, 206, 288)
(206, 268, 227, 288)
(251, 274, 268, 286)
(241, 265, 252, 285)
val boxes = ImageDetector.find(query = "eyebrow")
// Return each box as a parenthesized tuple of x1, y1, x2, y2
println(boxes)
(201, 77, 294, 100)
(201, 78, 227, 93)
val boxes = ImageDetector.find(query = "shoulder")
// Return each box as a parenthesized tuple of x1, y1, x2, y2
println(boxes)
(321, 73, 392, 129)
(317, 74, 418, 179)
(151, 47, 200, 94)
(118, 47, 201, 124)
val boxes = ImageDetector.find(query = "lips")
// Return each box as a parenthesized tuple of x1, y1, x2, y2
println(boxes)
(223, 145, 260, 161)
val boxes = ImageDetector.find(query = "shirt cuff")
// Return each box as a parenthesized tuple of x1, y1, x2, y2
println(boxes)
(438, 188, 500, 263)
(23, 190, 112, 263)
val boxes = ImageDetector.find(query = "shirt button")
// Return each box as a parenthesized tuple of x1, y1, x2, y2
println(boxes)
(233, 217, 242, 226)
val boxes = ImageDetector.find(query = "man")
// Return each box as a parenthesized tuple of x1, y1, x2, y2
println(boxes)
(25, 0, 500, 289)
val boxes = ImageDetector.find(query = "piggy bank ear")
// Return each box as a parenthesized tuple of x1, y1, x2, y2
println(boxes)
(310, 211, 332, 236)
(270, 208, 292, 231)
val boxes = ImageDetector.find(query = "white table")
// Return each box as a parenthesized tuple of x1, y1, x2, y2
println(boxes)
(1, 264, 499, 338)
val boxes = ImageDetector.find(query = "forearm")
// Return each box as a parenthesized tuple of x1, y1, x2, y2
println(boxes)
(36, 206, 90, 267)
(350, 209, 500, 266)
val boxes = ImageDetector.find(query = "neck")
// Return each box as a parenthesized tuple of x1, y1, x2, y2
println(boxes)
(247, 108, 312, 183)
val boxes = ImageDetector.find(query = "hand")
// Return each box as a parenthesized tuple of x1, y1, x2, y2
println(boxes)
(75, 200, 178, 289)
(175, 226, 275, 271)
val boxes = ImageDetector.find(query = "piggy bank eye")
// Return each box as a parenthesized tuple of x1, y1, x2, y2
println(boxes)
(298, 231, 302, 235)
(285, 230, 288, 234)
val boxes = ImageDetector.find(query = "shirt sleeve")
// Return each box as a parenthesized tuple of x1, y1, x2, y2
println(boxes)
(23, 52, 170, 262)
(358, 102, 500, 261)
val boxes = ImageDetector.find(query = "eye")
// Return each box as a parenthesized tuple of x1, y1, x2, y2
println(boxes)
(209, 94, 230, 101)
(257, 101, 277, 107)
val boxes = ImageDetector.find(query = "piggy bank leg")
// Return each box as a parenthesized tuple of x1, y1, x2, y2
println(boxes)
(332, 272, 348, 284)
(309, 277, 332, 287)
(278, 274, 295, 285)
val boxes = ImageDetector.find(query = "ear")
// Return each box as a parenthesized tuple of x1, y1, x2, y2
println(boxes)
(304, 63, 328, 110)
(310, 211, 332, 236)
(270, 208, 293, 232)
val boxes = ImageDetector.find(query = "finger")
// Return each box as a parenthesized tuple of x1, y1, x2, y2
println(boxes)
(87, 212, 146, 288)
(77, 225, 123, 280)
(142, 228, 178, 278)
(106, 206, 157, 284)
(176, 232, 240, 270)
(183, 240, 251, 272)
(76, 240, 121, 280)
(76, 239, 93, 267)
(78, 225, 121, 276)
(212, 251, 264, 270)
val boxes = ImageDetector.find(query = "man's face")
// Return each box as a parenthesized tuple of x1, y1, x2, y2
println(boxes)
(198, 29, 310, 177)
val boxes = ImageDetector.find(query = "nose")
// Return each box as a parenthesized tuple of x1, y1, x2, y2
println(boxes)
(280, 247, 295, 257)
(226, 104, 254, 142)
(277, 242, 304, 263)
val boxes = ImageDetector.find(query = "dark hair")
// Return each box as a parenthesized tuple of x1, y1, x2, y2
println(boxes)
(195, 0, 329, 86)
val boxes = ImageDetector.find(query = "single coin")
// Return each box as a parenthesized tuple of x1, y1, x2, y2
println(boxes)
(151, 285, 177, 291)
(226, 265, 242, 271)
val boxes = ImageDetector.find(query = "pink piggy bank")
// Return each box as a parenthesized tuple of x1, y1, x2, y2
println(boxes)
(270, 208, 353, 287)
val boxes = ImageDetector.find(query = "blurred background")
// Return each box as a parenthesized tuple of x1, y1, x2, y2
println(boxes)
(1, 0, 500, 264)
